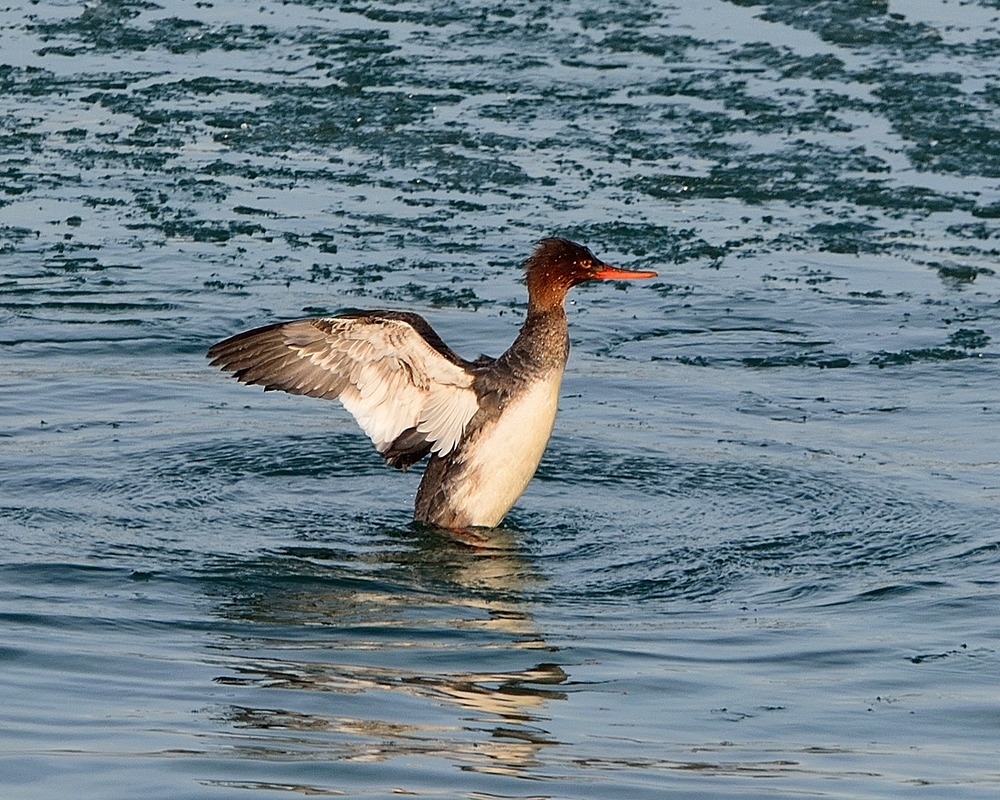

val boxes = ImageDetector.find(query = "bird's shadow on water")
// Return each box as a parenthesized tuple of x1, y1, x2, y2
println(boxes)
(197, 515, 570, 777)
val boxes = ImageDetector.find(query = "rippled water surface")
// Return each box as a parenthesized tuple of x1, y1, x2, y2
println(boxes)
(2, 0, 999, 798)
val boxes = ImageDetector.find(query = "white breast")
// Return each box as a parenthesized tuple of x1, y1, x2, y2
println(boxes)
(447, 371, 564, 528)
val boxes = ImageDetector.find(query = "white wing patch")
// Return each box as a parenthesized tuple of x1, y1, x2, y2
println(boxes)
(208, 314, 481, 460)
(418, 385, 481, 455)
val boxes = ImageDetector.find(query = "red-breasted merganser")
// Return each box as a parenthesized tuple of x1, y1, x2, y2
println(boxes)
(207, 238, 656, 529)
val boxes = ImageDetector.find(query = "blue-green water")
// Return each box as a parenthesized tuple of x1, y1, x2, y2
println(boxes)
(2, 0, 999, 797)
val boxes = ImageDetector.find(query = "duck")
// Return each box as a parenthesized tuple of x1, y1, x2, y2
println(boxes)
(207, 238, 657, 529)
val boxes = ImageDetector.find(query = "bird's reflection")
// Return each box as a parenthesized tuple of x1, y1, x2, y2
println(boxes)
(205, 521, 567, 778)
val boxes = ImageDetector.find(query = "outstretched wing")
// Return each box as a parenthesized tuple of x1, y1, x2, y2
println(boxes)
(207, 312, 481, 468)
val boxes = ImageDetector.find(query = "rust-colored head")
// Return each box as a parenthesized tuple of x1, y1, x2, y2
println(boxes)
(524, 238, 657, 312)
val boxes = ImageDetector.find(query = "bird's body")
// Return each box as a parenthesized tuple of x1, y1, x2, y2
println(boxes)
(208, 238, 656, 529)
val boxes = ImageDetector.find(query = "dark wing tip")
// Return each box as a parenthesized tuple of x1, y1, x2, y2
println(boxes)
(207, 321, 288, 366)
(206, 320, 339, 399)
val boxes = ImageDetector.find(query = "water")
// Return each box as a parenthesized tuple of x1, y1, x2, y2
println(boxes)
(2, 0, 999, 797)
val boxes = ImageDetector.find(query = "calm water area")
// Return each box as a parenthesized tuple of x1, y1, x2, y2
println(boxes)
(2, 0, 999, 797)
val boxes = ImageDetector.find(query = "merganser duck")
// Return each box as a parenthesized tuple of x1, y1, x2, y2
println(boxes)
(207, 238, 656, 529)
